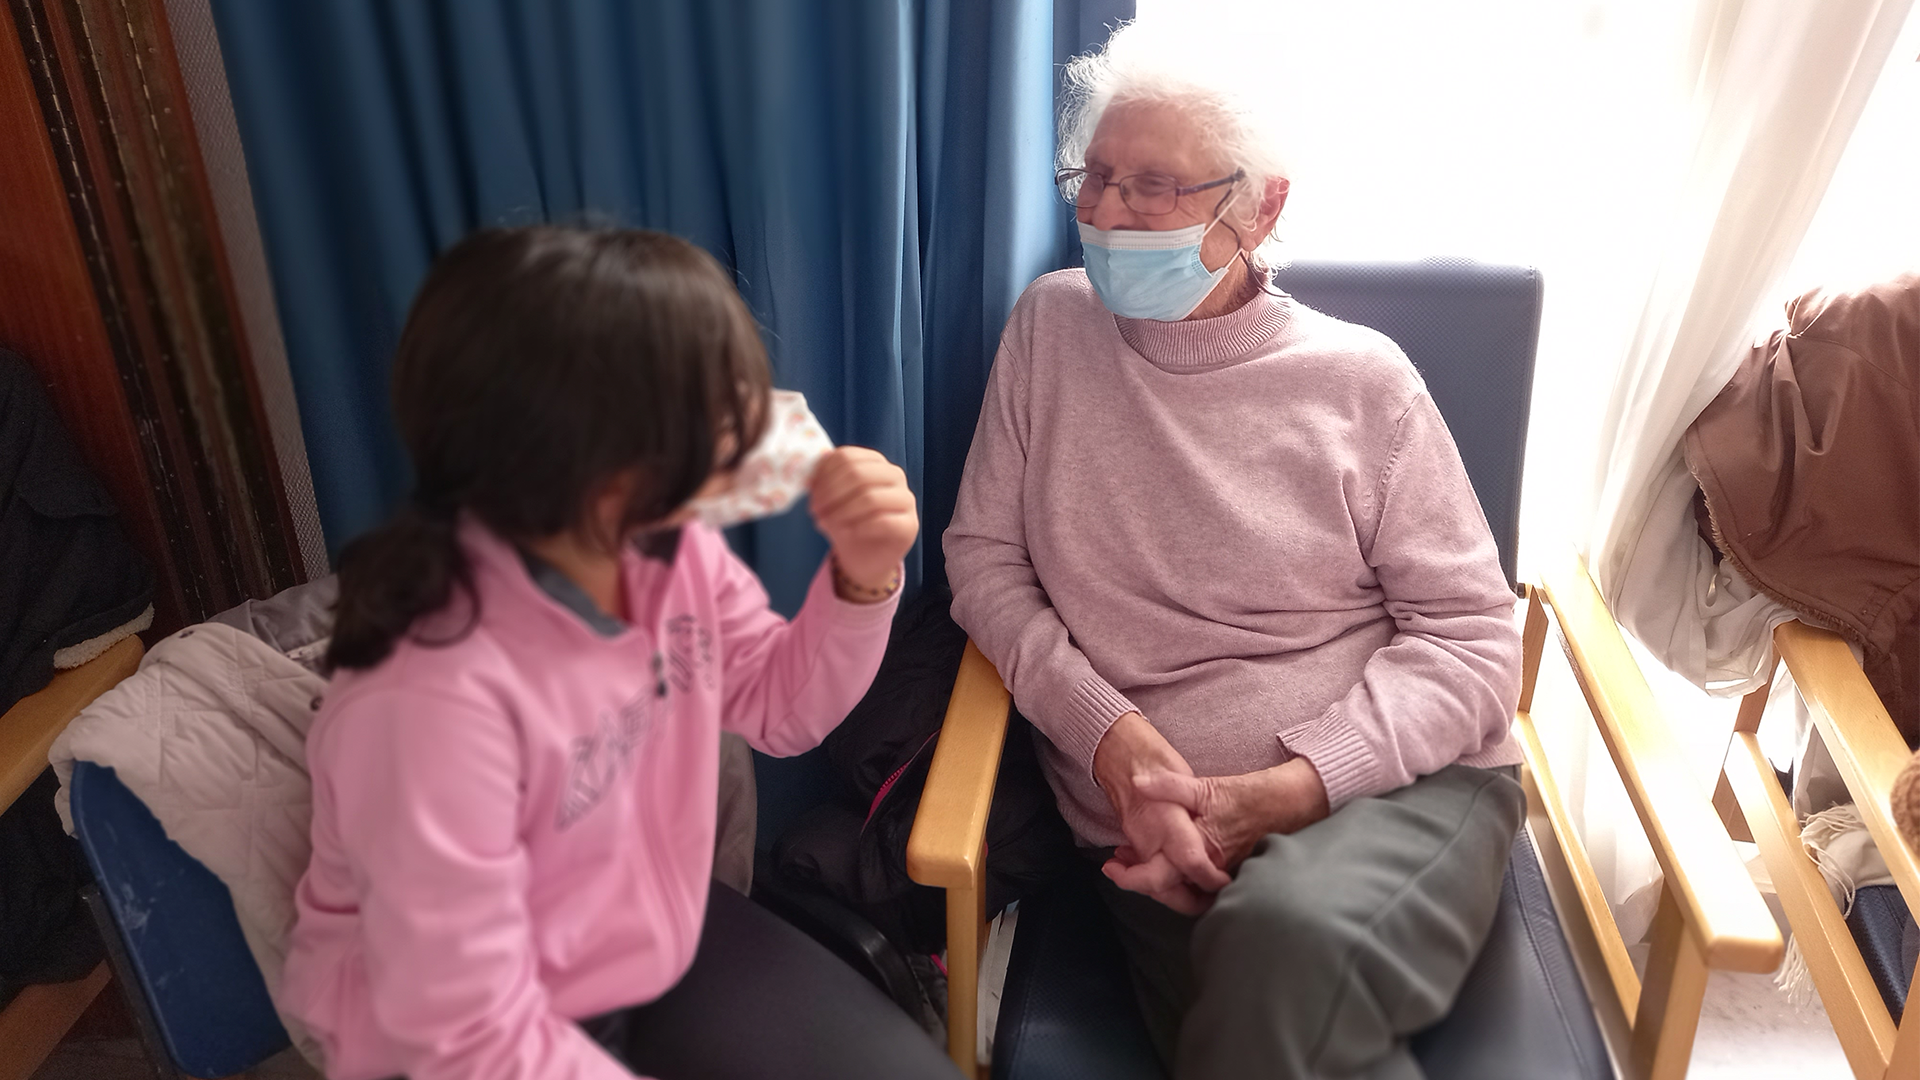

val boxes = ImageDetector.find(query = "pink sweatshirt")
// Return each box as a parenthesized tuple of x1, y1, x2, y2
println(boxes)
(945, 271, 1522, 848)
(282, 520, 898, 1080)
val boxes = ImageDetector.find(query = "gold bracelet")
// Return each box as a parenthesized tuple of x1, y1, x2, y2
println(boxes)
(832, 557, 902, 603)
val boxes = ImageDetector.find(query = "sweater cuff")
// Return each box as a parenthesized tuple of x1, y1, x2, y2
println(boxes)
(1056, 676, 1139, 778)
(1278, 705, 1384, 810)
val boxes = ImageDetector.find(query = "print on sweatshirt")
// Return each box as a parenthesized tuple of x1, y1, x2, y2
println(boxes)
(667, 613, 715, 694)
(555, 612, 717, 830)
(556, 687, 656, 830)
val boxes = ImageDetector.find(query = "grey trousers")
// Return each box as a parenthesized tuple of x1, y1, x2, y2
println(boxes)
(1095, 764, 1524, 1080)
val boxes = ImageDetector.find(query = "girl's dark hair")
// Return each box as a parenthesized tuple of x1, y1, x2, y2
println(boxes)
(327, 226, 771, 671)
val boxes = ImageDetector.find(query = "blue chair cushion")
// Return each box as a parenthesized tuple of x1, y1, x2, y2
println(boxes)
(992, 831, 1610, 1080)
(70, 761, 290, 1078)
(991, 864, 1163, 1080)
(1408, 830, 1612, 1079)
(1848, 883, 1916, 1022)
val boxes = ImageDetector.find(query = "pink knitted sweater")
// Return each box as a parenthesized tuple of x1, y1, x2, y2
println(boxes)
(944, 270, 1522, 848)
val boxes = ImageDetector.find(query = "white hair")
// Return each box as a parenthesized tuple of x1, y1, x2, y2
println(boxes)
(1058, 19, 1291, 259)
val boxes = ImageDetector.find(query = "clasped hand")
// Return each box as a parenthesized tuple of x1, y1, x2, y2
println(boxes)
(1093, 712, 1329, 914)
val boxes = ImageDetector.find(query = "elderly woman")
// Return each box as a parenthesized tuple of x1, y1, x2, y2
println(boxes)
(944, 23, 1527, 1080)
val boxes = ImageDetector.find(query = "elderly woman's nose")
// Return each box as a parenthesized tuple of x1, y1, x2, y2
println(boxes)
(1088, 182, 1134, 230)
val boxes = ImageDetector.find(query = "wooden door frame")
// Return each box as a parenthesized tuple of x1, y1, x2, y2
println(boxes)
(5, 0, 305, 628)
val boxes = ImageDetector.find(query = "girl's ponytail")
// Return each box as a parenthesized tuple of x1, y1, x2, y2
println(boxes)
(326, 496, 471, 671)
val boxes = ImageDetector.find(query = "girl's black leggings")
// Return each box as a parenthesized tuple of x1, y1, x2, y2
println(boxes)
(385, 881, 956, 1079)
(574, 882, 956, 1079)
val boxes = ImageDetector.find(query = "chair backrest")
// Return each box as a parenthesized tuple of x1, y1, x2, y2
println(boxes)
(1272, 259, 1544, 587)
(70, 761, 291, 1077)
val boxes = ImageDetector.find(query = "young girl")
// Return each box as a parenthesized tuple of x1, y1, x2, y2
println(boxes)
(281, 226, 952, 1080)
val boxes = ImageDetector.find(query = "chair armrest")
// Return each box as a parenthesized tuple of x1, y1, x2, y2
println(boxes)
(906, 639, 1011, 1076)
(1539, 553, 1781, 972)
(1774, 621, 1920, 909)
(907, 640, 1012, 891)
(0, 635, 143, 815)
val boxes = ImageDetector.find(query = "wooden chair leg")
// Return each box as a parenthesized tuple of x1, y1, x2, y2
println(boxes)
(1890, 953, 1920, 1080)
(1714, 679, 1771, 844)
(0, 963, 111, 1080)
(1711, 775, 1753, 843)
(945, 880, 987, 1077)
(1518, 587, 1550, 715)
(1630, 886, 1711, 1080)
(1728, 731, 1896, 1078)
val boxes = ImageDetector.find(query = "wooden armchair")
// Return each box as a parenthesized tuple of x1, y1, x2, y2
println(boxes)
(904, 552, 1784, 1079)
(1715, 621, 1920, 1079)
(904, 639, 1011, 1073)
(1515, 554, 1784, 1078)
(905, 255, 1787, 1079)
(0, 636, 144, 1080)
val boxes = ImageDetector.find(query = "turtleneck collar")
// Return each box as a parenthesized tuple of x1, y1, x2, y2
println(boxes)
(1114, 285, 1291, 371)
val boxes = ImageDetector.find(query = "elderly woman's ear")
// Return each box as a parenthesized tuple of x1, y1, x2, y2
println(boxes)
(1248, 176, 1290, 249)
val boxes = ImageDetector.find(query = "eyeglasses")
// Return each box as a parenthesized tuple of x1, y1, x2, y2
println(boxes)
(1055, 167, 1245, 216)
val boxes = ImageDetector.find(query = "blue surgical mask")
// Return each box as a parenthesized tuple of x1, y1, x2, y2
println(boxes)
(1079, 216, 1233, 321)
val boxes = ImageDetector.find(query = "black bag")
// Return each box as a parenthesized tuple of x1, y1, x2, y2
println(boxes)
(0, 350, 152, 1008)
(0, 351, 154, 711)
(0, 770, 103, 1009)
(775, 589, 1074, 954)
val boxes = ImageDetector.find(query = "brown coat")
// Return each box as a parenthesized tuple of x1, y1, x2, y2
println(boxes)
(1684, 273, 1920, 744)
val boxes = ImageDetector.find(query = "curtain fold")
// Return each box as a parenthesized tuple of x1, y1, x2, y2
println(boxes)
(1585, 0, 1915, 690)
(209, 0, 1131, 612)
(1566, 0, 1914, 947)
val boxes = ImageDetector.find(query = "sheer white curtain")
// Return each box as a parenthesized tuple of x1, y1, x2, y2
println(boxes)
(1588, 0, 1915, 697)
(1578, 0, 1915, 945)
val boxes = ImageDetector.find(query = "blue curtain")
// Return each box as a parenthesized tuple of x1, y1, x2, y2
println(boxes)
(211, 0, 1131, 613)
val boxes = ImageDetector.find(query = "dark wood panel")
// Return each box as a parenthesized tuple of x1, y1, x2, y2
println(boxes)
(4, 0, 306, 630)
(0, 3, 186, 631)
(65, 0, 302, 594)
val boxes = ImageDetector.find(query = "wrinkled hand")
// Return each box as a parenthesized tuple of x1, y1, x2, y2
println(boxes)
(1130, 771, 1269, 873)
(1133, 759, 1330, 873)
(1103, 796, 1229, 915)
(809, 447, 918, 597)
(1092, 712, 1230, 914)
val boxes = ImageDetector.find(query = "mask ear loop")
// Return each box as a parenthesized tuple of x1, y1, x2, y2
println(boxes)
(1171, 188, 1252, 319)
(1211, 178, 1287, 300)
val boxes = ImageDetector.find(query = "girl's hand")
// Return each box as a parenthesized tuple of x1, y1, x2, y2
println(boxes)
(809, 447, 918, 598)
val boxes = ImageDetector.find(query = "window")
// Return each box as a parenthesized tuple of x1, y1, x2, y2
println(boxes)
(1127, 0, 1919, 569)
